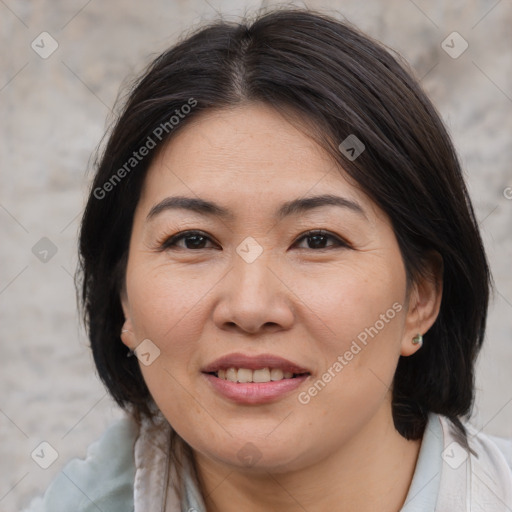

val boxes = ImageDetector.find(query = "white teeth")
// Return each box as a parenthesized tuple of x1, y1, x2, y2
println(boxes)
(215, 367, 302, 383)
(253, 368, 271, 382)
(226, 368, 238, 382)
(270, 368, 284, 381)
(237, 368, 253, 383)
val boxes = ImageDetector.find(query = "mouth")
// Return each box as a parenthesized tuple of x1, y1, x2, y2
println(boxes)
(201, 352, 311, 381)
(204, 368, 310, 383)
(201, 353, 311, 404)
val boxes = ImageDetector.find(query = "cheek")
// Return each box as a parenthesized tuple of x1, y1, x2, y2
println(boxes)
(126, 261, 212, 342)
(125, 262, 215, 407)
(291, 260, 406, 349)
(290, 263, 406, 408)
(127, 265, 212, 427)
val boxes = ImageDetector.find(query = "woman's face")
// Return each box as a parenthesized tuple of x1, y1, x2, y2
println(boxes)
(121, 103, 438, 473)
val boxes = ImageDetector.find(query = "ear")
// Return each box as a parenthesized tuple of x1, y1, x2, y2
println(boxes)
(400, 251, 443, 357)
(119, 289, 136, 351)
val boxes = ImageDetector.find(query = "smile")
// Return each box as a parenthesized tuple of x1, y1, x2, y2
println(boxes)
(202, 373, 310, 404)
(210, 367, 308, 383)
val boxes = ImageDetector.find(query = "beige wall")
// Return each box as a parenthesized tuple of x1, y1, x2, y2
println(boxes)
(1, 1, 511, 509)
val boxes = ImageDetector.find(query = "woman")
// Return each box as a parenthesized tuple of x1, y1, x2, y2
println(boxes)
(24, 7, 512, 512)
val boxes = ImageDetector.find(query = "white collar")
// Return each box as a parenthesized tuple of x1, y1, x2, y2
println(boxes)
(401, 412, 443, 511)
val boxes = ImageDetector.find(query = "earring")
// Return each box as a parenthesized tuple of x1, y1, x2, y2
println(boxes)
(412, 333, 423, 346)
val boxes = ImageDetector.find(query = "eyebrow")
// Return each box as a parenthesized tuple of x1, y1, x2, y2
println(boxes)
(146, 194, 367, 222)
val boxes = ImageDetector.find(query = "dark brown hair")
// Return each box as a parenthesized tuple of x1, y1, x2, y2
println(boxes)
(77, 7, 491, 442)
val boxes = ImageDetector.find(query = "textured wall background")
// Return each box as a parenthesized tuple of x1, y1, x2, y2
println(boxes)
(1, 0, 511, 510)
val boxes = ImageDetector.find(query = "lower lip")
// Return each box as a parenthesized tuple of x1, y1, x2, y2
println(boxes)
(202, 373, 310, 404)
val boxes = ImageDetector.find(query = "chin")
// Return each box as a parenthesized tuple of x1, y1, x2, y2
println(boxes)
(198, 436, 312, 474)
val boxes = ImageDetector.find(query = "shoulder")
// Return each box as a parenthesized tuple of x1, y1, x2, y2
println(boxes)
(22, 414, 138, 512)
(436, 413, 512, 509)
(462, 417, 512, 472)
(483, 432, 512, 471)
(438, 414, 512, 470)
(485, 434, 512, 471)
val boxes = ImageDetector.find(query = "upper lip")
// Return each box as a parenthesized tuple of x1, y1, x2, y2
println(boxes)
(201, 352, 311, 374)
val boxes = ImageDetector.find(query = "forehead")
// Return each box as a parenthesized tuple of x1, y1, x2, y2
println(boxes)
(139, 103, 376, 219)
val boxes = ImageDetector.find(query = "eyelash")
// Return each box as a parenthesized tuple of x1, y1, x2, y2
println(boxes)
(156, 229, 350, 251)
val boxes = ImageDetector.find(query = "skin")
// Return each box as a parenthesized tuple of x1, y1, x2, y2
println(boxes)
(120, 102, 443, 512)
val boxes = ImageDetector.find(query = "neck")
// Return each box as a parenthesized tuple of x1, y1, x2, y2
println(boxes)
(192, 405, 423, 512)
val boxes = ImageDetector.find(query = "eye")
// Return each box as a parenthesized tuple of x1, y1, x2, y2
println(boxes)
(158, 230, 218, 250)
(157, 229, 349, 252)
(293, 230, 349, 250)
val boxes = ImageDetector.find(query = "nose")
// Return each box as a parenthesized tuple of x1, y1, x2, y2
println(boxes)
(212, 247, 295, 335)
